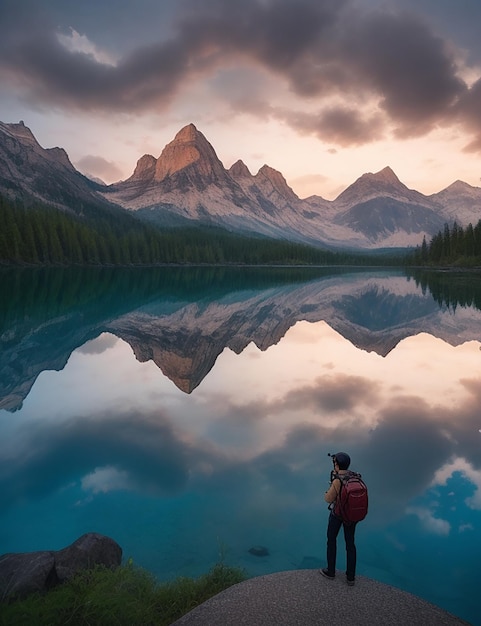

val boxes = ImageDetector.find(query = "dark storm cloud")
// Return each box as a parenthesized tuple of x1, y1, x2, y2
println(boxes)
(2, 0, 480, 148)
(343, 10, 466, 136)
(0, 24, 187, 112)
(208, 373, 381, 431)
(401, 0, 481, 65)
(283, 107, 386, 146)
(203, 380, 481, 522)
(363, 396, 453, 503)
(212, 372, 481, 519)
(178, 0, 341, 72)
(354, 378, 481, 521)
(0, 410, 225, 509)
(279, 374, 381, 412)
(1, 376, 481, 522)
(452, 378, 481, 462)
(455, 77, 481, 152)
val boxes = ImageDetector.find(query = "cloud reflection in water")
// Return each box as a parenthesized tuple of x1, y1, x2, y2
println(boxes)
(1, 314, 481, 623)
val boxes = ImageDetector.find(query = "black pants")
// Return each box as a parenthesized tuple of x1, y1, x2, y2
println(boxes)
(326, 512, 357, 580)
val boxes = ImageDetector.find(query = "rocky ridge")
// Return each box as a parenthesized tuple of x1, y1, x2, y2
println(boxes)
(0, 121, 107, 210)
(2, 120, 481, 249)
(101, 124, 481, 248)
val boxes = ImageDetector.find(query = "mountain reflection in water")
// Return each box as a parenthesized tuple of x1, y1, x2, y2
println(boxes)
(2, 266, 481, 410)
(1, 267, 481, 625)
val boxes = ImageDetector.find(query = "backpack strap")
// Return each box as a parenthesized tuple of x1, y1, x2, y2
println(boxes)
(327, 473, 343, 512)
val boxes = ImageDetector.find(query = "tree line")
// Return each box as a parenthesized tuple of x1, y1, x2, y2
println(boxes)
(411, 220, 481, 266)
(0, 265, 382, 339)
(0, 194, 402, 266)
(407, 268, 481, 312)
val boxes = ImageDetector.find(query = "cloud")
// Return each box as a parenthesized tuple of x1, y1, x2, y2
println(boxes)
(204, 373, 382, 444)
(0, 1, 186, 112)
(0, 409, 223, 509)
(431, 456, 481, 510)
(1, 0, 480, 149)
(279, 374, 381, 413)
(456, 77, 481, 152)
(57, 28, 116, 66)
(401, 0, 481, 65)
(1, 370, 481, 525)
(344, 10, 467, 136)
(207, 66, 277, 119)
(77, 334, 119, 355)
(281, 106, 386, 146)
(405, 505, 451, 535)
(459, 523, 474, 532)
(75, 155, 124, 183)
(349, 395, 455, 523)
(81, 465, 133, 494)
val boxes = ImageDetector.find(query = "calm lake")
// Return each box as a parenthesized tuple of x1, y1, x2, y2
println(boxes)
(1, 266, 480, 624)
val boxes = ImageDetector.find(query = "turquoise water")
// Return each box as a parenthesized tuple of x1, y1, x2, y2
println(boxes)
(1, 267, 480, 624)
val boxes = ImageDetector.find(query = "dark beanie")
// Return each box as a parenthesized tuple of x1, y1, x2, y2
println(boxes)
(334, 452, 351, 470)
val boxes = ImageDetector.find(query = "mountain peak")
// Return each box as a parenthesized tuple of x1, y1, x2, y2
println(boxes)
(446, 179, 478, 192)
(255, 164, 299, 201)
(229, 160, 252, 178)
(152, 124, 227, 187)
(366, 166, 400, 185)
(173, 123, 200, 143)
(0, 120, 39, 146)
(257, 164, 291, 184)
(45, 146, 75, 170)
(129, 154, 157, 182)
(0, 120, 114, 210)
(155, 124, 216, 182)
(334, 165, 425, 209)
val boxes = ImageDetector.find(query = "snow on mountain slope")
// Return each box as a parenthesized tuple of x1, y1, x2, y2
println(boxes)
(102, 124, 481, 248)
(2, 119, 481, 249)
(429, 180, 481, 225)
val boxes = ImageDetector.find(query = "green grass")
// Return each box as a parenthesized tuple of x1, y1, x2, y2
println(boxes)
(0, 561, 247, 625)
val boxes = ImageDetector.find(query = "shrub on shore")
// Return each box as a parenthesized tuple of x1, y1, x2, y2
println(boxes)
(1, 561, 247, 625)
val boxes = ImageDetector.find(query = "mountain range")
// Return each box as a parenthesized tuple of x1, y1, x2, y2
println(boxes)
(1, 120, 481, 249)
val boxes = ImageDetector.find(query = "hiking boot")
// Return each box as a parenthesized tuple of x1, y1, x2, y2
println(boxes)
(320, 568, 335, 579)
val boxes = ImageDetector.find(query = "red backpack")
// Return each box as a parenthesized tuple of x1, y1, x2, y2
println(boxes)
(333, 471, 368, 524)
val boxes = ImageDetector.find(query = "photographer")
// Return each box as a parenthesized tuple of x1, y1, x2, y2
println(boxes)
(321, 452, 357, 586)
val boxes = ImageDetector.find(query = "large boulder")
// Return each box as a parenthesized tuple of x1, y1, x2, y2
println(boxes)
(0, 532, 122, 602)
(54, 533, 122, 583)
(0, 551, 56, 601)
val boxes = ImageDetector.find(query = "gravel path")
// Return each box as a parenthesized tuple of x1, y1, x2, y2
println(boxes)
(171, 569, 471, 626)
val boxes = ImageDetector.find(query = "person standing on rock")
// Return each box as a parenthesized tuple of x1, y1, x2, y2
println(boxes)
(321, 452, 359, 586)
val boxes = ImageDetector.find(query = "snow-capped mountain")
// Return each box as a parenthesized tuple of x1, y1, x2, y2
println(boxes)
(429, 180, 481, 225)
(101, 123, 481, 248)
(2, 119, 481, 249)
(103, 124, 340, 246)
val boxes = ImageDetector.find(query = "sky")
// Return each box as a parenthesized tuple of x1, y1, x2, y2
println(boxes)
(1, 0, 481, 200)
